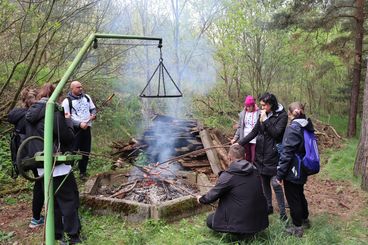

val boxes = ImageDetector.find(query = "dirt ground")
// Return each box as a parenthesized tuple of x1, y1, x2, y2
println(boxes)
(1, 175, 367, 244)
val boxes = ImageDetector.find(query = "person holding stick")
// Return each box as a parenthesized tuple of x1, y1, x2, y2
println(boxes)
(197, 144, 269, 240)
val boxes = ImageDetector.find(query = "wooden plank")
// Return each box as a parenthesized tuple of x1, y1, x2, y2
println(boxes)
(199, 129, 221, 175)
(179, 160, 210, 168)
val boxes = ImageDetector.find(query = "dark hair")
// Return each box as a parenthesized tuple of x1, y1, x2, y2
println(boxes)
(229, 144, 245, 160)
(259, 92, 278, 112)
(37, 83, 55, 100)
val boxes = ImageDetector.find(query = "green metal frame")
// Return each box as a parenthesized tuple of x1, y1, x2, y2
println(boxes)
(44, 33, 162, 244)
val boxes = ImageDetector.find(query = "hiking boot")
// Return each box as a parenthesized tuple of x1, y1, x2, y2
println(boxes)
(29, 216, 44, 228)
(285, 225, 304, 237)
(302, 219, 311, 229)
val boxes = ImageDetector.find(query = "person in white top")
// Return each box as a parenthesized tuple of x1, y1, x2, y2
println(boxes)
(231, 95, 259, 163)
(62, 81, 96, 180)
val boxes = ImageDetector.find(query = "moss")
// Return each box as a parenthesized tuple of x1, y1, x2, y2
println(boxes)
(159, 197, 201, 219)
(81, 196, 139, 215)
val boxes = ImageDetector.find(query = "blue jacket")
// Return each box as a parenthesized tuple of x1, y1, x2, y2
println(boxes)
(276, 117, 314, 185)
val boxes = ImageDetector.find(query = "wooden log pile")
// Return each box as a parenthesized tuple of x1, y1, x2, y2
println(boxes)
(110, 114, 230, 176)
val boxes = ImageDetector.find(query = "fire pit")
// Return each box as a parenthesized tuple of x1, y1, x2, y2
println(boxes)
(81, 170, 213, 222)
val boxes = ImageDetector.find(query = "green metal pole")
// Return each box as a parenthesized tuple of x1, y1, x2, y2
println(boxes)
(43, 33, 163, 244)
(44, 33, 96, 244)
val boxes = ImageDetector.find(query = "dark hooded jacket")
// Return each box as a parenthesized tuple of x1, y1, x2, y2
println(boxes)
(25, 98, 75, 158)
(238, 104, 288, 176)
(8, 108, 28, 164)
(8, 108, 27, 135)
(199, 160, 269, 234)
(276, 117, 314, 185)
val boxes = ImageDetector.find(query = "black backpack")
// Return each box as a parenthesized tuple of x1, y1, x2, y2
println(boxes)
(10, 130, 22, 178)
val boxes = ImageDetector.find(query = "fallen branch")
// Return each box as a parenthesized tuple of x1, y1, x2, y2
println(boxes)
(109, 180, 138, 198)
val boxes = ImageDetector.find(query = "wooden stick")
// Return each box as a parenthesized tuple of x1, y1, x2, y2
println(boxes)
(109, 180, 138, 198)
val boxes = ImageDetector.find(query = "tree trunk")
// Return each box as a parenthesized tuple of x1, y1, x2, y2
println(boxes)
(347, 0, 364, 138)
(356, 58, 368, 190)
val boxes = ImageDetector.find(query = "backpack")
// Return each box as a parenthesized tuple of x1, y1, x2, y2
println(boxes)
(10, 130, 21, 178)
(67, 94, 90, 115)
(296, 129, 320, 176)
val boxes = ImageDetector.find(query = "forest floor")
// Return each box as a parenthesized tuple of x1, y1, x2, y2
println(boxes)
(1, 174, 367, 244)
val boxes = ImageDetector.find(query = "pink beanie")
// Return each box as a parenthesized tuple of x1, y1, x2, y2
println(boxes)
(244, 95, 255, 107)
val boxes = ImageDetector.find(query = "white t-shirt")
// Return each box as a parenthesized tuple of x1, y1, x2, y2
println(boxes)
(62, 95, 95, 127)
(243, 110, 258, 144)
(37, 164, 72, 177)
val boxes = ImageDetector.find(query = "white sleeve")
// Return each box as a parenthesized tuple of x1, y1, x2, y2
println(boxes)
(61, 98, 70, 114)
(86, 94, 96, 110)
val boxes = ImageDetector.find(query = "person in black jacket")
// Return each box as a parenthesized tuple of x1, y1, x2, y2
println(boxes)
(197, 144, 269, 239)
(8, 88, 44, 228)
(276, 102, 313, 237)
(235, 92, 288, 221)
(25, 83, 82, 243)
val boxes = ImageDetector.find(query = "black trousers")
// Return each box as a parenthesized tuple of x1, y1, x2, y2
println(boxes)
(74, 127, 91, 174)
(206, 213, 254, 239)
(53, 173, 81, 237)
(284, 180, 309, 226)
(32, 169, 44, 220)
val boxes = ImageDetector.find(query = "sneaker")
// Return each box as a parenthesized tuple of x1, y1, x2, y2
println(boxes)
(29, 216, 44, 228)
(302, 219, 311, 229)
(285, 225, 304, 237)
(280, 214, 288, 222)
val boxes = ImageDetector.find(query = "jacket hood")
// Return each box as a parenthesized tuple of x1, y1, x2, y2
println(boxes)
(25, 98, 48, 124)
(292, 118, 314, 131)
(276, 103, 284, 113)
(68, 91, 86, 99)
(8, 107, 27, 124)
(227, 160, 255, 175)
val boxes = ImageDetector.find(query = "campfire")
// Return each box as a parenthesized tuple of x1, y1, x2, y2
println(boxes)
(80, 114, 229, 222)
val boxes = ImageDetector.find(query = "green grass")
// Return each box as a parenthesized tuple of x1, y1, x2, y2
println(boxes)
(320, 138, 361, 186)
(77, 209, 368, 245)
(316, 114, 361, 137)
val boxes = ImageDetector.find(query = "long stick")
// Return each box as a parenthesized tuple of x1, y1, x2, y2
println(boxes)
(163, 179, 216, 208)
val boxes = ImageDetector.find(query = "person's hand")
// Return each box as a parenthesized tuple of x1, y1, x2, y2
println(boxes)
(196, 195, 202, 204)
(276, 179, 283, 185)
(90, 114, 96, 121)
(231, 138, 236, 144)
(232, 142, 239, 146)
(64, 112, 71, 119)
(80, 122, 88, 129)
(260, 110, 267, 123)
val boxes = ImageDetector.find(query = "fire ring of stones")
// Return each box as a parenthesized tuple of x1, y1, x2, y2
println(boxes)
(81, 170, 213, 222)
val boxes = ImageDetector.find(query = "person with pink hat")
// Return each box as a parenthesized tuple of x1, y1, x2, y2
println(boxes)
(231, 95, 259, 163)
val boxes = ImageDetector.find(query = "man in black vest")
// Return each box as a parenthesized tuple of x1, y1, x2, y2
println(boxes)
(197, 144, 269, 239)
(62, 81, 96, 180)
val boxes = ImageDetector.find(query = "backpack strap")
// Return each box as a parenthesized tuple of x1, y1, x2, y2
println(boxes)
(67, 96, 79, 116)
